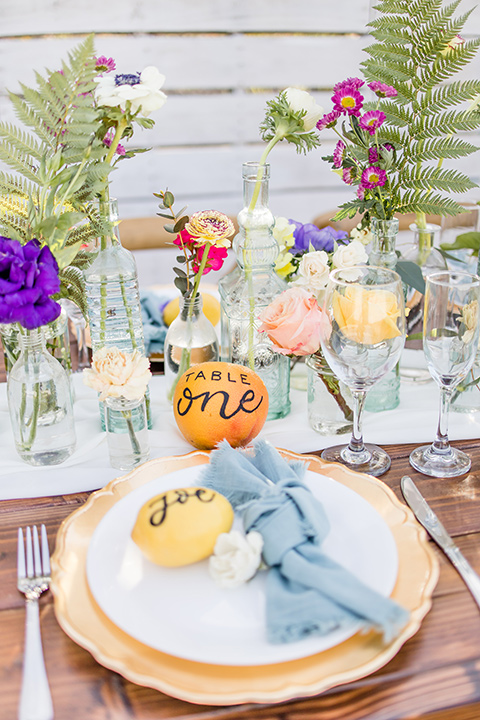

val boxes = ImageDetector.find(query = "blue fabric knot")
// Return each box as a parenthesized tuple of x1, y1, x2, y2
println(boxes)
(201, 439, 410, 645)
(140, 290, 168, 355)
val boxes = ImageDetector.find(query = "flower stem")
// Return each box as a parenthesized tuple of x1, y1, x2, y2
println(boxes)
(122, 409, 142, 458)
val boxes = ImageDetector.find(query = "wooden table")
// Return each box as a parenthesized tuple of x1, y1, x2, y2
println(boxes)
(2, 440, 480, 720)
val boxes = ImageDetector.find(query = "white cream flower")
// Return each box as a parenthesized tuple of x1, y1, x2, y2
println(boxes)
(461, 300, 479, 344)
(209, 530, 264, 589)
(273, 217, 295, 250)
(83, 346, 152, 401)
(294, 250, 330, 296)
(350, 224, 373, 246)
(331, 240, 368, 281)
(284, 88, 324, 131)
(95, 66, 167, 116)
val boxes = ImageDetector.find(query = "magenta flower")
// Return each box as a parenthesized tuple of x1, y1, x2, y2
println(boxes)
(193, 244, 228, 275)
(334, 77, 365, 92)
(361, 166, 387, 189)
(316, 110, 340, 131)
(342, 167, 356, 185)
(368, 81, 397, 98)
(95, 56, 116, 74)
(173, 228, 196, 250)
(103, 130, 126, 156)
(333, 140, 346, 168)
(359, 110, 386, 136)
(368, 146, 380, 163)
(332, 87, 364, 116)
(357, 185, 366, 200)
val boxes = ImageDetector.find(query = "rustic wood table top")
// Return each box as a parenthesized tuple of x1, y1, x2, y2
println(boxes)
(2, 437, 480, 720)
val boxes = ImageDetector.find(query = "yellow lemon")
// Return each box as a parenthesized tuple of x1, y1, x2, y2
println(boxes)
(163, 293, 221, 327)
(131, 486, 234, 567)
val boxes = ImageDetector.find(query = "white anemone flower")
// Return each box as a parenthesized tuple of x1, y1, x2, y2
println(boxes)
(284, 87, 324, 131)
(96, 66, 167, 116)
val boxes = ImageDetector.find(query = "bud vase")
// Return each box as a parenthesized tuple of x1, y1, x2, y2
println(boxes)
(7, 326, 76, 465)
(104, 395, 150, 470)
(306, 351, 353, 434)
(218, 161, 290, 420)
(164, 293, 219, 402)
(83, 197, 152, 427)
(365, 217, 401, 412)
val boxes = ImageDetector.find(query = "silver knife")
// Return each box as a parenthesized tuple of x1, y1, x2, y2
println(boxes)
(401, 475, 480, 610)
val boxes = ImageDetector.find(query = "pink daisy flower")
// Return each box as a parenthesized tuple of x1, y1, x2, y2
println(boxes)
(359, 110, 386, 136)
(357, 185, 366, 200)
(316, 110, 340, 131)
(342, 167, 356, 185)
(334, 77, 365, 92)
(103, 130, 126, 155)
(95, 56, 116, 74)
(333, 140, 346, 168)
(361, 166, 387, 189)
(368, 81, 397, 98)
(368, 146, 380, 163)
(333, 87, 364, 117)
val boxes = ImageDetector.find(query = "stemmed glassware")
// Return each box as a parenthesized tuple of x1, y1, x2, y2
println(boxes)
(319, 266, 406, 477)
(409, 270, 480, 477)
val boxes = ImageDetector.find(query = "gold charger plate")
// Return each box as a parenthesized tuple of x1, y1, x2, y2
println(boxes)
(50, 449, 439, 706)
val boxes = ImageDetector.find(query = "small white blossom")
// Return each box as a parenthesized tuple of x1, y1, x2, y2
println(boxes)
(294, 250, 330, 297)
(284, 88, 324, 131)
(96, 66, 167, 117)
(209, 530, 264, 589)
(350, 224, 373, 246)
(331, 240, 368, 281)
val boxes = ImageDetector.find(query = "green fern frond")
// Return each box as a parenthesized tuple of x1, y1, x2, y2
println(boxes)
(411, 108, 480, 138)
(420, 80, 480, 114)
(399, 165, 476, 193)
(59, 266, 87, 317)
(411, 136, 479, 161)
(395, 193, 466, 217)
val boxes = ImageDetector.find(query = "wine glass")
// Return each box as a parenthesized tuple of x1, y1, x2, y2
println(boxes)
(319, 266, 406, 477)
(409, 270, 480, 477)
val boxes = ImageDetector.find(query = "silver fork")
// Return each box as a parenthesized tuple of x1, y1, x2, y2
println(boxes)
(17, 525, 54, 720)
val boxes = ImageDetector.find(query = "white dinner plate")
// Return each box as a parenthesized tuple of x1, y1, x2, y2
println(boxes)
(86, 464, 398, 666)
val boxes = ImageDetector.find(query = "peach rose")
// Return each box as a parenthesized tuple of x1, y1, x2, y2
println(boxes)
(83, 346, 152, 401)
(259, 287, 323, 356)
(332, 285, 401, 345)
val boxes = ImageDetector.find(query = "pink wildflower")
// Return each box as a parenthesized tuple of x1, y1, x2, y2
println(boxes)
(333, 140, 346, 168)
(361, 166, 387, 189)
(95, 56, 116, 74)
(359, 110, 386, 136)
(357, 185, 366, 201)
(316, 110, 340, 131)
(103, 130, 126, 156)
(193, 244, 228, 274)
(173, 228, 196, 249)
(368, 146, 380, 163)
(334, 77, 365, 92)
(368, 81, 397, 98)
(342, 167, 356, 185)
(332, 87, 364, 117)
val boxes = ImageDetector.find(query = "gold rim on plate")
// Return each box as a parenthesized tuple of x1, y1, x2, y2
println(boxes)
(50, 449, 439, 706)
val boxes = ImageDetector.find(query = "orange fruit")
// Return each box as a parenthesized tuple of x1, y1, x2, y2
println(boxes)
(173, 361, 269, 450)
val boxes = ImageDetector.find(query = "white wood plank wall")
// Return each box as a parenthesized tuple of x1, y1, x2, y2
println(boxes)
(1, 0, 480, 229)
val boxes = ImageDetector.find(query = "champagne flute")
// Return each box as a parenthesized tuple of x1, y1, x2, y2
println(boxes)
(409, 270, 480, 477)
(319, 266, 406, 477)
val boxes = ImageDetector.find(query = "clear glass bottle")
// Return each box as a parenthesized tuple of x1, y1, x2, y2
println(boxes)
(83, 198, 152, 427)
(7, 326, 76, 465)
(164, 293, 219, 402)
(306, 351, 354, 434)
(104, 395, 149, 470)
(218, 162, 290, 420)
(365, 217, 401, 412)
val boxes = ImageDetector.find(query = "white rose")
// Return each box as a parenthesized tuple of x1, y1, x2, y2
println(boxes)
(294, 250, 330, 295)
(331, 240, 368, 281)
(350, 224, 373, 246)
(284, 88, 324, 131)
(209, 530, 264, 589)
(95, 66, 167, 117)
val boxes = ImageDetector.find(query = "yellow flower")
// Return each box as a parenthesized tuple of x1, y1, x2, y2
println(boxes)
(332, 285, 402, 345)
(185, 210, 235, 248)
(275, 249, 295, 277)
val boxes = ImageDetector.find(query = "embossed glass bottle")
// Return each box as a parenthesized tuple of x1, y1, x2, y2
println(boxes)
(83, 198, 151, 427)
(218, 162, 290, 419)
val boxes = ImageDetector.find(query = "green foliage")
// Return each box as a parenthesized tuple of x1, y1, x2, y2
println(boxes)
(358, 0, 480, 220)
(0, 35, 111, 272)
(259, 91, 321, 155)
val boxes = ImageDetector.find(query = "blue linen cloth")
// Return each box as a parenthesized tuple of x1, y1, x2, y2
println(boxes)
(140, 290, 169, 355)
(201, 440, 410, 645)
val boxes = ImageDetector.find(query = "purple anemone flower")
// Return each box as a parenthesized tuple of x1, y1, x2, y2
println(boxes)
(289, 221, 348, 254)
(0, 237, 61, 329)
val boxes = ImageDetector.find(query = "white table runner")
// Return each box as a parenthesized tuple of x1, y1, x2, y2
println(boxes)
(1, 353, 479, 500)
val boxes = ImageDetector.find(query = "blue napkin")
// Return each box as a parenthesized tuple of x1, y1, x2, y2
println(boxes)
(140, 290, 169, 355)
(201, 440, 409, 645)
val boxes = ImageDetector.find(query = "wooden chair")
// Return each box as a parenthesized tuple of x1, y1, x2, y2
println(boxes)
(313, 210, 442, 233)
